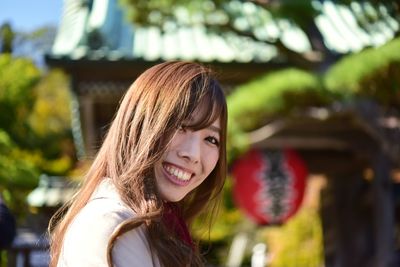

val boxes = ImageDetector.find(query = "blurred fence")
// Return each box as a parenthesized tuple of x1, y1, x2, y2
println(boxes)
(5, 229, 49, 267)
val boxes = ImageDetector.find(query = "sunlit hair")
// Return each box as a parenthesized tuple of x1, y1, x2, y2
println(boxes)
(49, 61, 227, 267)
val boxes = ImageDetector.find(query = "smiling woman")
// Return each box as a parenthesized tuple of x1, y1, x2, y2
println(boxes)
(48, 61, 228, 267)
(154, 108, 221, 202)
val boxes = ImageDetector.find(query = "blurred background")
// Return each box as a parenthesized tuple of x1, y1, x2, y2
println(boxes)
(0, 0, 399, 267)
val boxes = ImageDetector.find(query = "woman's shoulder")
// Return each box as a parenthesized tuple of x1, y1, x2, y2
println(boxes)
(68, 179, 135, 231)
(59, 180, 158, 267)
(72, 193, 134, 230)
(59, 199, 135, 266)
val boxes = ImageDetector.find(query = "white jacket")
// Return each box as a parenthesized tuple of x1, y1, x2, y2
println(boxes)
(58, 179, 160, 267)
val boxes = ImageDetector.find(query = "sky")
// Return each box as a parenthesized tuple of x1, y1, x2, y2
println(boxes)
(0, 0, 63, 32)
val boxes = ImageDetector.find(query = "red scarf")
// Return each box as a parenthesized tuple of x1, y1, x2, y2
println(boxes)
(162, 202, 194, 250)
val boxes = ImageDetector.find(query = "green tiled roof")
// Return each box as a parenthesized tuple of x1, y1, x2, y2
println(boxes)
(50, 0, 277, 62)
(48, 0, 399, 63)
(314, 1, 399, 53)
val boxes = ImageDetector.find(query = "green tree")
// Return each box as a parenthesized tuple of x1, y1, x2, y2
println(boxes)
(0, 54, 74, 218)
(0, 22, 14, 53)
(0, 130, 40, 215)
(0, 54, 40, 146)
(27, 69, 74, 175)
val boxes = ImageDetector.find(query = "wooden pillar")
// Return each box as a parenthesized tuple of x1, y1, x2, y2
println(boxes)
(80, 95, 96, 157)
(321, 170, 374, 267)
(320, 182, 341, 267)
(372, 151, 395, 267)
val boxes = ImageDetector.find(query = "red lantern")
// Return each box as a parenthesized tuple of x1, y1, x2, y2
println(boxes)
(232, 149, 307, 225)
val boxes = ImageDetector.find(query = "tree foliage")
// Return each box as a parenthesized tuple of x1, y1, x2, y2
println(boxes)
(28, 70, 73, 158)
(228, 68, 326, 131)
(0, 130, 39, 189)
(0, 54, 74, 217)
(262, 208, 324, 267)
(0, 54, 41, 146)
(324, 37, 400, 105)
(0, 23, 14, 53)
(226, 68, 328, 162)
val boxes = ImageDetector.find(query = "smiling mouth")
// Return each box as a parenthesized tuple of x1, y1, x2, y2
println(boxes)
(162, 163, 193, 186)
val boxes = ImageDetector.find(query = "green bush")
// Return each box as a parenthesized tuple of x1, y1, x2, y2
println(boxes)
(262, 208, 324, 267)
(228, 68, 327, 132)
(324, 37, 400, 105)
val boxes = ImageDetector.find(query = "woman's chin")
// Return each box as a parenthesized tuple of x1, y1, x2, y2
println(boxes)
(160, 191, 185, 202)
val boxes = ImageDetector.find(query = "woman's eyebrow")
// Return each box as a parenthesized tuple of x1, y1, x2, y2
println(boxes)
(208, 125, 221, 134)
(186, 115, 221, 134)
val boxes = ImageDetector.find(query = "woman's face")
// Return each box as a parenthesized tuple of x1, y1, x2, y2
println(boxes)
(154, 111, 221, 202)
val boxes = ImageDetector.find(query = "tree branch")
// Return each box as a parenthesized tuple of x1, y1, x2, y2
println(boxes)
(247, 0, 279, 9)
(204, 20, 323, 69)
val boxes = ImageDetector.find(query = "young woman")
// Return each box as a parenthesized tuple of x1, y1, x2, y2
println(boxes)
(49, 61, 228, 267)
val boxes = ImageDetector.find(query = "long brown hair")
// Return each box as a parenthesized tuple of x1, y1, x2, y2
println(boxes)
(49, 61, 227, 267)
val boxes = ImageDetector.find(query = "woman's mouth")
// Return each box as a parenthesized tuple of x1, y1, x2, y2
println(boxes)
(162, 163, 193, 186)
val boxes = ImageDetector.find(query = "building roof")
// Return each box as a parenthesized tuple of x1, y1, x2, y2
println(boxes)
(47, 0, 399, 64)
(314, 1, 399, 53)
(49, 0, 276, 63)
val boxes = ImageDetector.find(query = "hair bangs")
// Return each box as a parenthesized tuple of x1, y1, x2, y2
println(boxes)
(184, 78, 225, 131)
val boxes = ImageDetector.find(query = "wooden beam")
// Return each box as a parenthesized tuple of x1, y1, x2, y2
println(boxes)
(352, 115, 400, 166)
(252, 136, 349, 150)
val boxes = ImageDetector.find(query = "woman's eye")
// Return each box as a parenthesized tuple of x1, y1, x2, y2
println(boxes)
(206, 136, 220, 147)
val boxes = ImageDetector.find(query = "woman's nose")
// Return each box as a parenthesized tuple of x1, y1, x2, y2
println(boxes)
(177, 134, 201, 164)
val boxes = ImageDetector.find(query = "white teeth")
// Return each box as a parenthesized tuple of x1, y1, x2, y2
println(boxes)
(166, 165, 191, 181)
